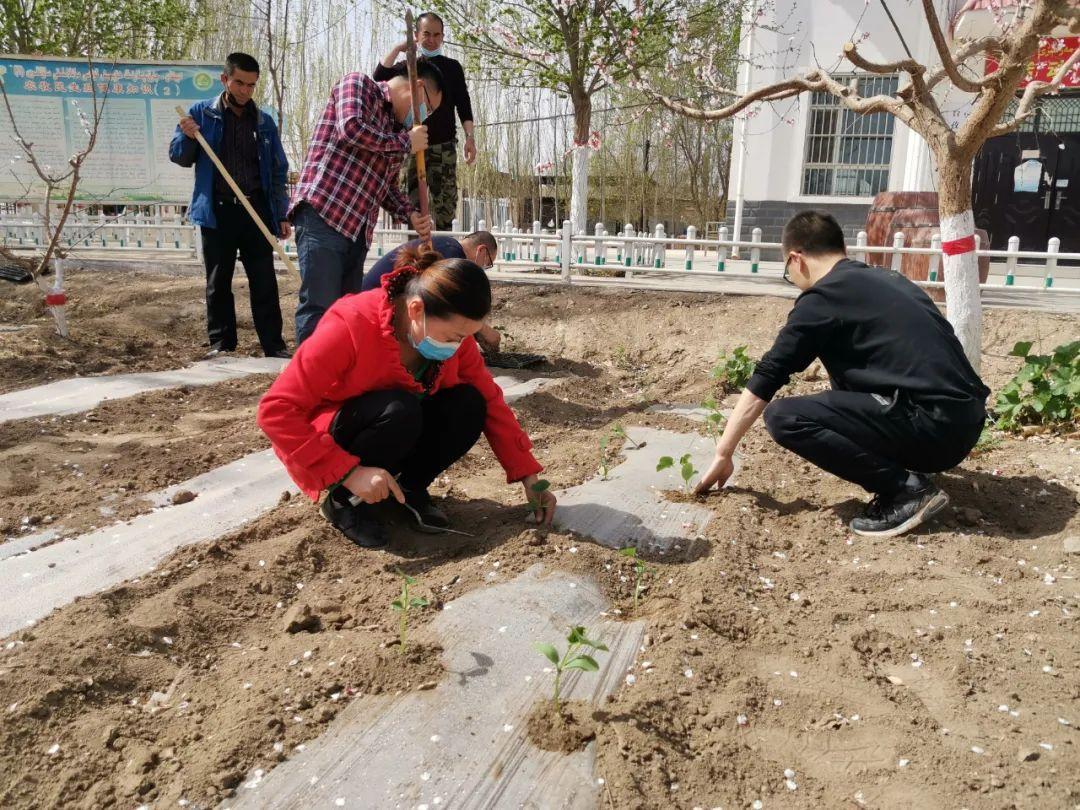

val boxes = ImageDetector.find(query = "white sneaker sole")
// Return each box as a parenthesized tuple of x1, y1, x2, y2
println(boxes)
(850, 490, 950, 539)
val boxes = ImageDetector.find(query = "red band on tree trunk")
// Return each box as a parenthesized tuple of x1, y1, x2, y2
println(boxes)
(942, 235, 976, 256)
(45, 293, 67, 306)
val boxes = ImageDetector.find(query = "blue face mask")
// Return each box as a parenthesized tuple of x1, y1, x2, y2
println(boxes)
(403, 101, 428, 129)
(419, 45, 443, 57)
(410, 313, 461, 361)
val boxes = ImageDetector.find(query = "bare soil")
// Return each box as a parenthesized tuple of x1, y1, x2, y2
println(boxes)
(1, 272, 1078, 809)
(526, 699, 597, 753)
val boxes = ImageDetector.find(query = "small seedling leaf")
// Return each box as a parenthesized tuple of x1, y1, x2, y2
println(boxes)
(410, 597, 428, 607)
(618, 546, 637, 558)
(535, 642, 559, 665)
(656, 456, 674, 471)
(390, 600, 404, 610)
(581, 637, 609, 651)
(531, 479, 550, 493)
(1010, 341, 1033, 357)
(679, 453, 691, 465)
(564, 655, 600, 672)
(566, 626, 586, 644)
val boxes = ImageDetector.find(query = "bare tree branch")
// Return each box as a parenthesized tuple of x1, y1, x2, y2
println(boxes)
(921, 0, 985, 93)
(927, 36, 1005, 89)
(842, 41, 919, 75)
(988, 44, 1080, 137)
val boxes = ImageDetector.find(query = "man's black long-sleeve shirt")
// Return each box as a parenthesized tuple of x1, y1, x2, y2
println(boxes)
(373, 56, 473, 146)
(747, 259, 990, 413)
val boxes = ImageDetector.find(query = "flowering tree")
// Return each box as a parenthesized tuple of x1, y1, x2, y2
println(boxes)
(419, 0, 730, 233)
(623, 0, 1080, 371)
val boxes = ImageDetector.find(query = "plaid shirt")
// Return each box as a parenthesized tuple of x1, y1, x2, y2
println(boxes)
(290, 74, 414, 243)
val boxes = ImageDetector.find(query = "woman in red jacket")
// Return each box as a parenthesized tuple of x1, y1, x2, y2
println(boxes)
(257, 248, 556, 548)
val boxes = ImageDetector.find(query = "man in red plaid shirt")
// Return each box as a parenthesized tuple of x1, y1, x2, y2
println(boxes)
(290, 62, 441, 343)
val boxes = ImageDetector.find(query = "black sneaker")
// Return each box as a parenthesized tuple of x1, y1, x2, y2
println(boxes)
(850, 481, 950, 538)
(401, 488, 450, 533)
(321, 494, 387, 548)
(266, 349, 293, 359)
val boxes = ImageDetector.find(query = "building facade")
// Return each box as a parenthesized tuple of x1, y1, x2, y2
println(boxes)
(726, 0, 1080, 252)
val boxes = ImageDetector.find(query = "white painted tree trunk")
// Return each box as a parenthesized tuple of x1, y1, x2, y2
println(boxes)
(569, 146, 590, 235)
(940, 210, 981, 372)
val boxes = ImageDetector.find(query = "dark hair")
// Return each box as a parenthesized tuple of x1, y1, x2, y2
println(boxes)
(389, 244, 491, 321)
(781, 210, 847, 256)
(225, 52, 260, 76)
(388, 57, 445, 96)
(463, 230, 497, 256)
(416, 11, 445, 31)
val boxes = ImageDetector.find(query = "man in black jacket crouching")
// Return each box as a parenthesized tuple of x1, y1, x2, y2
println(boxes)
(696, 210, 989, 538)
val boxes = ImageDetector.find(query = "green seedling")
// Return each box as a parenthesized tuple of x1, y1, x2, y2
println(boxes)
(712, 345, 756, 392)
(599, 434, 611, 479)
(534, 626, 609, 714)
(701, 397, 727, 443)
(994, 340, 1079, 433)
(390, 569, 428, 653)
(656, 453, 698, 493)
(972, 425, 1002, 456)
(527, 479, 551, 514)
(618, 546, 655, 609)
(610, 423, 640, 449)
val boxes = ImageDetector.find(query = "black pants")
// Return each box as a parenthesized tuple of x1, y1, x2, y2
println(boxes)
(763, 390, 985, 495)
(201, 192, 286, 355)
(329, 385, 487, 494)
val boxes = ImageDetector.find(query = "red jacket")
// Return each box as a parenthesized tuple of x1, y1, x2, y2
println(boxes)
(257, 280, 542, 500)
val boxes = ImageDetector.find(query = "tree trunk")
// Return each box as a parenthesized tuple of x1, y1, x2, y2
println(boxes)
(569, 93, 592, 234)
(936, 154, 982, 373)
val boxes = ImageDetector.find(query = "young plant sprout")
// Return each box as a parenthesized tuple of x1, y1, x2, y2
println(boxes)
(534, 626, 609, 714)
(656, 453, 698, 493)
(610, 423, 640, 449)
(527, 478, 551, 514)
(390, 569, 428, 653)
(701, 397, 727, 444)
(618, 546, 654, 609)
(599, 433, 611, 479)
(712, 345, 756, 392)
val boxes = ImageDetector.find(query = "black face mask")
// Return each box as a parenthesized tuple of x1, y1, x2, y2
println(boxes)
(225, 90, 244, 108)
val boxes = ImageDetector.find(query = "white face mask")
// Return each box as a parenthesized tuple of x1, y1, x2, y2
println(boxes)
(419, 44, 443, 57)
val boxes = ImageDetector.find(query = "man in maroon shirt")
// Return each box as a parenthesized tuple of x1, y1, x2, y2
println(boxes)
(290, 62, 441, 344)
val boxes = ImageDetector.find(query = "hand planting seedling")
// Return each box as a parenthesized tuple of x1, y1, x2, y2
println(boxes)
(390, 569, 428, 653)
(527, 479, 551, 513)
(618, 546, 654, 609)
(534, 626, 609, 714)
(656, 453, 699, 493)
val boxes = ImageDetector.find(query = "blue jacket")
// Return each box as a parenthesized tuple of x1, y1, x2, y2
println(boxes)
(169, 96, 289, 236)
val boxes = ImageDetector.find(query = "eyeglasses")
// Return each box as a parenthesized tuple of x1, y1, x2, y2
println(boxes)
(782, 252, 797, 286)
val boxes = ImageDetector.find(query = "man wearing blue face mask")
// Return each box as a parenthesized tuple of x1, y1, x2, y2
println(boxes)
(375, 11, 476, 231)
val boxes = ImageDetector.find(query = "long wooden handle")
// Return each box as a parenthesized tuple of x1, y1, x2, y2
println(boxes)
(404, 11, 432, 249)
(174, 105, 299, 275)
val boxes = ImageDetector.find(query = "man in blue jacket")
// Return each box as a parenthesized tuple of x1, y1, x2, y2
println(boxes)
(170, 52, 291, 359)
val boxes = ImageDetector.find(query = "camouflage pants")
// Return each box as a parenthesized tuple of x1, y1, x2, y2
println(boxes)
(402, 141, 458, 231)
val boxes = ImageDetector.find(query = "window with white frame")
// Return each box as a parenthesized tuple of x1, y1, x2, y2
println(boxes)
(801, 74, 899, 197)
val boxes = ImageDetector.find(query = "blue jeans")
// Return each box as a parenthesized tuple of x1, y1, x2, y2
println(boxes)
(293, 203, 370, 344)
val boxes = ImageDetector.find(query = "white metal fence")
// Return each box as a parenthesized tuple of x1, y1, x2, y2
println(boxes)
(3, 212, 1080, 293)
